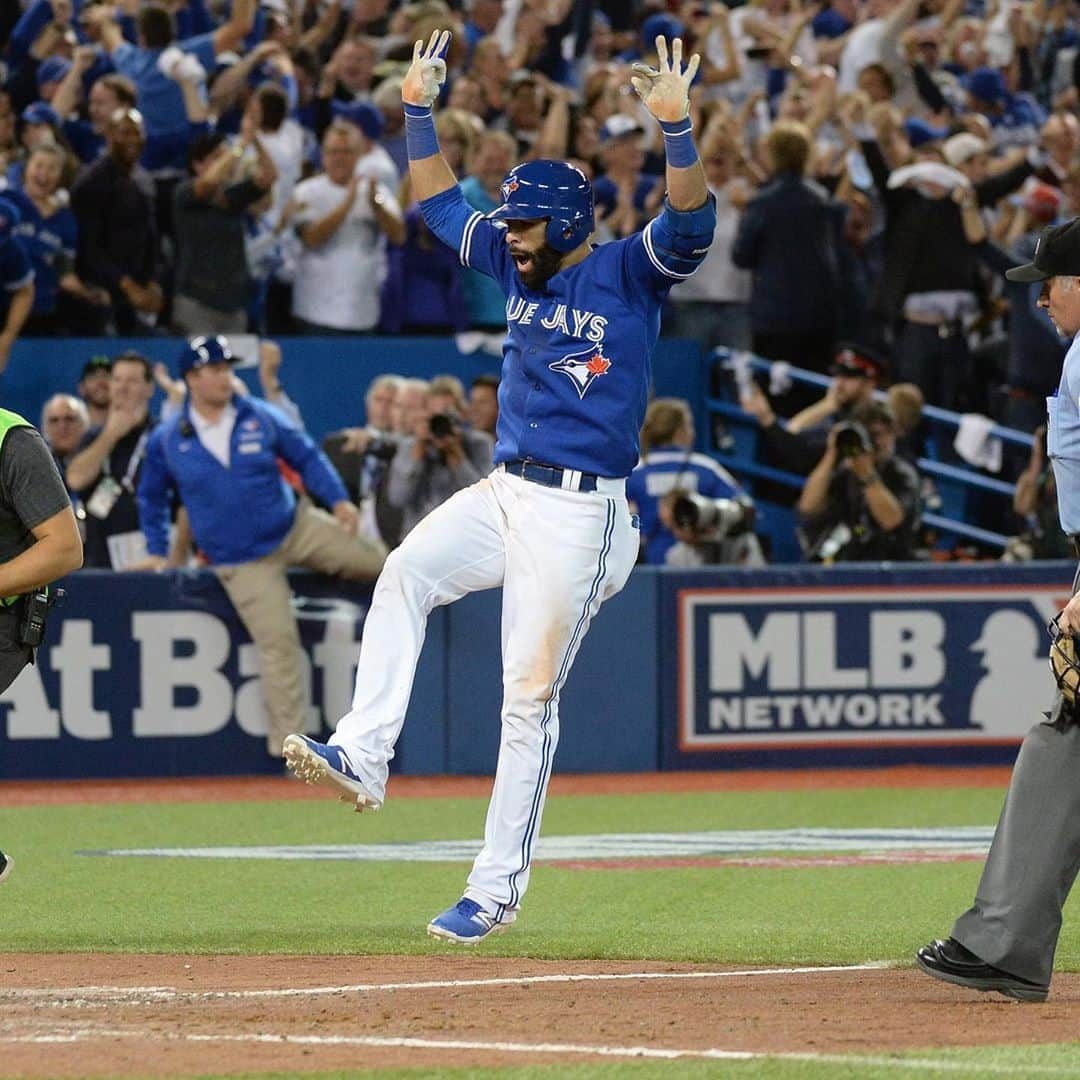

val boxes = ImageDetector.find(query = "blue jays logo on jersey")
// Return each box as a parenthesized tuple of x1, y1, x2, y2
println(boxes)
(549, 346, 612, 399)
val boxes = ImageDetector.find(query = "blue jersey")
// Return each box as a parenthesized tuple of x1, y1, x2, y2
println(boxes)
(0, 234, 34, 295)
(112, 33, 217, 170)
(418, 185, 715, 477)
(6, 188, 76, 314)
(626, 446, 744, 564)
(63, 118, 104, 164)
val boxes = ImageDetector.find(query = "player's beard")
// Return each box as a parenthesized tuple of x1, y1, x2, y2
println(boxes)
(514, 242, 564, 291)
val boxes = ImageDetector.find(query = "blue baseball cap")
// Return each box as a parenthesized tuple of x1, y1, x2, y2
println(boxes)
(903, 116, 948, 148)
(331, 99, 385, 141)
(964, 66, 1008, 105)
(641, 12, 683, 47)
(21, 102, 59, 127)
(0, 197, 21, 248)
(37, 56, 71, 88)
(178, 335, 235, 377)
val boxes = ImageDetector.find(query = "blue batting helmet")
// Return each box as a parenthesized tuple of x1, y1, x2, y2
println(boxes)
(486, 160, 594, 253)
(178, 334, 234, 377)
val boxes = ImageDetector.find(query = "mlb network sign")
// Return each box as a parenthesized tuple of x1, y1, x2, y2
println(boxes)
(678, 585, 1068, 751)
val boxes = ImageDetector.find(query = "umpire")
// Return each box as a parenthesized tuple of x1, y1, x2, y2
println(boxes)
(0, 406, 84, 884)
(918, 218, 1080, 1002)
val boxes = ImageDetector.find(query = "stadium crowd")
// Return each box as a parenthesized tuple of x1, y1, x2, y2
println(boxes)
(2, 0, 1077, 567)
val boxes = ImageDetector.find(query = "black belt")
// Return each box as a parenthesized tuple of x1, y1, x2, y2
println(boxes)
(502, 459, 599, 493)
(1070, 534, 1080, 559)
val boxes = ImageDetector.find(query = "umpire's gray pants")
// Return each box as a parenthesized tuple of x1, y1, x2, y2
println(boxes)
(952, 562, 1080, 986)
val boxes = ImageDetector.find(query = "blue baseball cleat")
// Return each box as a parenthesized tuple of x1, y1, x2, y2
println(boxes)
(282, 734, 381, 813)
(427, 898, 513, 944)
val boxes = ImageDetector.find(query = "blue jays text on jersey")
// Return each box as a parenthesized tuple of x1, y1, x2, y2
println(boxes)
(418, 185, 716, 478)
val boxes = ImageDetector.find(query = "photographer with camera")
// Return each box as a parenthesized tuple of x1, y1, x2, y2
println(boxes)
(739, 343, 884, 478)
(387, 374, 494, 539)
(322, 374, 404, 549)
(628, 398, 763, 567)
(0, 404, 84, 883)
(797, 400, 921, 562)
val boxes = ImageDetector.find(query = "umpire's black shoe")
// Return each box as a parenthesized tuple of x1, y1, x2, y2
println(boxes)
(916, 937, 1048, 1002)
(0, 850, 10, 884)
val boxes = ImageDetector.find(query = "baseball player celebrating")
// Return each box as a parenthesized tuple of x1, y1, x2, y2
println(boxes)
(285, 29, 715, 943)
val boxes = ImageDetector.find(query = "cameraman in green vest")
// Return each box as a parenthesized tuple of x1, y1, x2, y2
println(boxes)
(0, 407, 83, 884)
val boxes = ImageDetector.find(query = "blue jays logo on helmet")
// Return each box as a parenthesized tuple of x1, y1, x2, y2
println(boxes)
(487, 160, 594, 253)
(178, 334, 234, 377)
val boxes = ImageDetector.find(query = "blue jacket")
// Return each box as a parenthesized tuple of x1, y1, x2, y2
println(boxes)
(732, 174, 848, 335)
(138, 395, 349, 565)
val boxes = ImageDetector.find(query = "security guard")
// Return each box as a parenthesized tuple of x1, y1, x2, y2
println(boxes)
(917, 218, 1080, 1002)
(137, 336, 385, 758)
(0, 405, 84, 883)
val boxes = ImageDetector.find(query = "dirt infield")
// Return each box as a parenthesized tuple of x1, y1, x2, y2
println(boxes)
(0, 765, 1015, 807)
(2, 953, 1078, 1077)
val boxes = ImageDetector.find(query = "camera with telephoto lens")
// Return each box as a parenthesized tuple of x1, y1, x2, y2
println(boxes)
(428, 412, 460, 441)
(833, 420, 873, 460)
(671, 492, 755, 540)
(363, 436, 397, 462)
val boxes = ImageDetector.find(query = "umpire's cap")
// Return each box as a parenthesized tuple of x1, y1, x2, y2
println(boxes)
(179, 335, 235, 377)
(487, 160, 594, 254)
(1006, 218, 1080, 282)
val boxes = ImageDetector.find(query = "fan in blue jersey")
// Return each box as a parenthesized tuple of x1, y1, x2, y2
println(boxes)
(285, 28, 717, 944)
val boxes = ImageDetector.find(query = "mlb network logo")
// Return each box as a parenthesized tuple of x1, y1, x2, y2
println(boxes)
(678, 585, 1067, 751)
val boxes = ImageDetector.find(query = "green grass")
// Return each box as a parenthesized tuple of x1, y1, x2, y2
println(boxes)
(0, 783, 1033, 960)
(10, 782, 1080, 1078)
(95, 1043, 1080, 1079)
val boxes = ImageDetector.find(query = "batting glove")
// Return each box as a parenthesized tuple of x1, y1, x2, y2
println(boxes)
(630, 36, 700, 123)
(403, 28, 450, 109)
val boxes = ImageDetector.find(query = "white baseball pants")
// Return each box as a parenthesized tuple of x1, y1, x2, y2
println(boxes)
(332, 468, 638, 916)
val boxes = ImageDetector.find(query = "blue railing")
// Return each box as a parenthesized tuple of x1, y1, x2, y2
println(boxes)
(706, 348, 1031, 553)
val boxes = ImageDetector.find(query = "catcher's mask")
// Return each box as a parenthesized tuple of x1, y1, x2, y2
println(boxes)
(1048, 612, 1080, 704)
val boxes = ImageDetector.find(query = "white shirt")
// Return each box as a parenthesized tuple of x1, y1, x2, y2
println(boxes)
(354, 143, 400, 193)
(669, 184, 751, 303)
(258, 119, 306, 226)
(291, 172, 401, 331)
(190, 402, 237, 468)
(838, 19, 887, 94)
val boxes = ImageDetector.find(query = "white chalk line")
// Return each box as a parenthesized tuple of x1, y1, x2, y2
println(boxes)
(0, 962, 890, 1006)
(0, 1025, 1077, 1074)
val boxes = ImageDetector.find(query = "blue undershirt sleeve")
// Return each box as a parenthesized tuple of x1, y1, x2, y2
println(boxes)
(418, 185, 510, 284)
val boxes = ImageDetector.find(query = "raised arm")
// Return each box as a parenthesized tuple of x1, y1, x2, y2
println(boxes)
(213, 0, 256, 57)
(401, 29, 457, 203)
(630, 36, 708, 210)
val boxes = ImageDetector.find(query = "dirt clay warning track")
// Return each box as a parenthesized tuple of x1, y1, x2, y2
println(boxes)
(4, 953, 1080, 1076)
